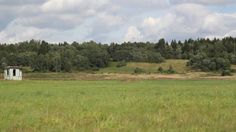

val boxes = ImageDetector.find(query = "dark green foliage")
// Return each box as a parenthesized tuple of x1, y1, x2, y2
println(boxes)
(170, 40, 182, 59)
(134, 67, 145, 74)
(31, 54, 49, 72)
(21, 67, 33, 73)
(0, 41, 109, 72)
(155, 38, 168, 58)
(110, 42, 164, 63)
(167, 65, 176, 74)
(0, 57, 7, 70)
(48, 52, 62, 72)
(188, 52, 231, 72)
(221, 70, 231, 76)
(0, 37, 236, 72)
(112, 50, 132, 61)
(38, 41, 50, 55)
(81, 45, 109, 68)
(73, 54, 90, 70)
(92, 67, 100, 71)
(229, 54, 236, 64)
(116, 61, 127, 68)
(157, 65, 176, 74)
(189, 56, 231, 72)
(147, 52, 165, 63)
(158, 67, 164, 73)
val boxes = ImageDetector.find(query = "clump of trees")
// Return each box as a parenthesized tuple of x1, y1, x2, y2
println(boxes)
(109, 42, 164, 63)
(187, 54, 231, 71)
(186, 38, 236, 73)
(0, 37, 236, 73)
(0, 40, 110, 72)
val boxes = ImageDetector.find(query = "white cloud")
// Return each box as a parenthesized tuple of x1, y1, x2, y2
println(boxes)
(203, 13, 236, 33)
(170, 0, 236, 5)
(113, 0, 169, 9)
(225, 30, 236, 37)
(9, 14, 83, 30)
(41, 0, 110, 13)
(124, 3, 236, 42)
(0, 0, 46, 5)
(124, 26, 143, 42)
(90, 13, 124, 34)
(0, 23, 56, 43)
(0, 0, 236, 43)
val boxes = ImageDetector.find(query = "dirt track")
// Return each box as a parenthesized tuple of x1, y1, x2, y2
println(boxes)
(103, 73, 236, 80)
(1, 72, 236, 81)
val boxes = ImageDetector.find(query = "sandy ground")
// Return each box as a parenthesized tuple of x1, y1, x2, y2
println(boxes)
(1, 72, 236, 81)
(102, 73, 236, 80)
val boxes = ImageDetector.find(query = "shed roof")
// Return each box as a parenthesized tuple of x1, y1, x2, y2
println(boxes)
(5, 66, 22, 69)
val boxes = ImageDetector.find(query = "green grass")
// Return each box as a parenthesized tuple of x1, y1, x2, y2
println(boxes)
(0, 80, 236, 131)
(98, 59, 189, 74)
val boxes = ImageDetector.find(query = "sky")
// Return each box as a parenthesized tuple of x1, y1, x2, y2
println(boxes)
(0, 0, 236, 43)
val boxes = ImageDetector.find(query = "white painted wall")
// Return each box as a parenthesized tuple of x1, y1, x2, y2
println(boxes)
(4, 68, 22, 80)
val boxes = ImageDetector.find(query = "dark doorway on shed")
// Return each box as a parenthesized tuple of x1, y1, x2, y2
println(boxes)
(13, 69, 16, 76)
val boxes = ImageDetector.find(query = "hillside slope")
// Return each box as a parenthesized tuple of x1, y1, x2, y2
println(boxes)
(98, 60, 189, 74)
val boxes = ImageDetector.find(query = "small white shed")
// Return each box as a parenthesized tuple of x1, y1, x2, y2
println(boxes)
(4, 66, 22, 80)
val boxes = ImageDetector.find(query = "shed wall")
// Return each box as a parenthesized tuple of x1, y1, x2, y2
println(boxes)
(4, 69, 22, 80)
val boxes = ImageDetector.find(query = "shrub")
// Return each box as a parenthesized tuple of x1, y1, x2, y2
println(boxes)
(167, 65, 176, 74)
(134, 67, 145, 74)
(22, 67, 33, 73)
(116, 61, 127, 68)
(188, 53, 232, 72)
(158, 66, 164, 73)
(92, 67, 100, 71)
(221, 70, 231, 76)
(157, 66, 176, 74)
(147, 52, 165, 63)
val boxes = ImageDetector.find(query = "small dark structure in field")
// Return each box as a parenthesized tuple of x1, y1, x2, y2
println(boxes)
(4, 66, 22, 80)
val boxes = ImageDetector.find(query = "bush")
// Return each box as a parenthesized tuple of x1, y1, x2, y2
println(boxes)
(157, 65, 176, 74)
(167, 65, 176, 74)
(134, 67, 145, 74)
(74, 55, 91, 70)
(221, 70, 231, 76)
(147, 52, 165, 63)
(157, 66, 164, 73)
(92, 67, 100, 71)
(188, 53, 231, 72)
(116, 61, 127, 68)
(22, 67, 33, 73)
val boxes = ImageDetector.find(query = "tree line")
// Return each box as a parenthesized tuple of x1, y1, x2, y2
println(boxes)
(0, 37, 236, 73)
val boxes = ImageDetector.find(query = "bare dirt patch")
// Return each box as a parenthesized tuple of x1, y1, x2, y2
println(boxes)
(1, 72, 236, 81)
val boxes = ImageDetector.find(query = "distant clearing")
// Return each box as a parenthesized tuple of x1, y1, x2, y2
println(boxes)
(98, 59, 189, 74)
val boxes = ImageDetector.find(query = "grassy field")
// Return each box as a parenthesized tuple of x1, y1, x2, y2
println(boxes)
(98, 60, 189, 74)
(0, 80, 236, 131)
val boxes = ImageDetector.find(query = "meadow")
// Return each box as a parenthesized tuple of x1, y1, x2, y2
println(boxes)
(98, 59, 189, 74)
(0, 80, 236, 131)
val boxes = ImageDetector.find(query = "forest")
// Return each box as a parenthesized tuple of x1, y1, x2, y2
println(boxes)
(0, 37, 236, 73)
